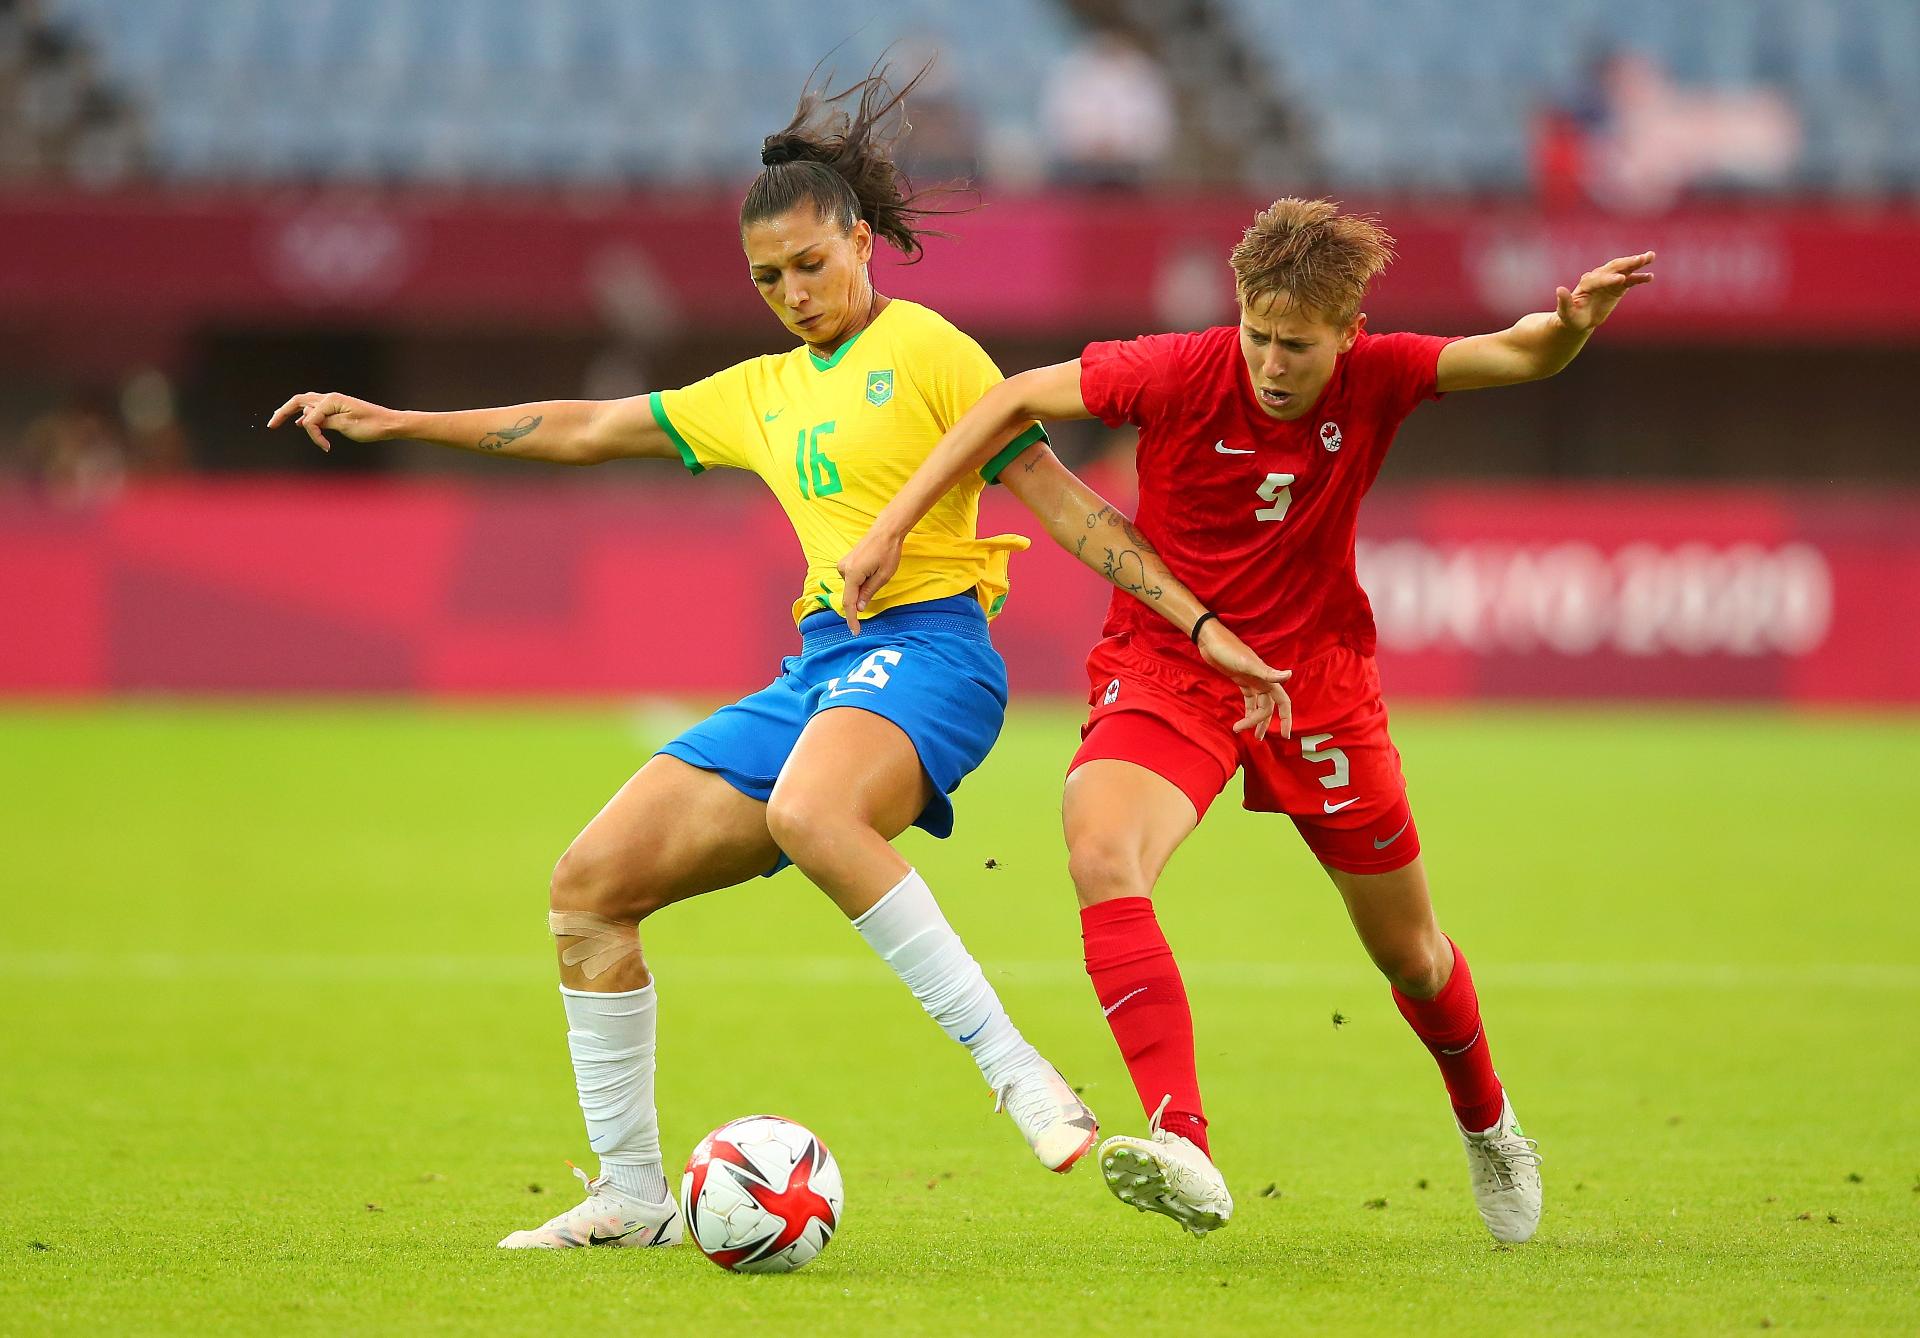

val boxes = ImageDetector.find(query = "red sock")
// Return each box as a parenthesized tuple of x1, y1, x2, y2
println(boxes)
(1392, 937, 1504, 1132)
(1081, 897, 1208, 1154)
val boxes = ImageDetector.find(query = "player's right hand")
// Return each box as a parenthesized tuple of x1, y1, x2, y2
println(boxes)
(836, 527, 906, 635)
(267, 392, 398, 452)
(1196, 620, 1292, 740)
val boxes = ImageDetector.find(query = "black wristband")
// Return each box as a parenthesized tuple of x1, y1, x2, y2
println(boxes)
(1189, 611, 1218, 645)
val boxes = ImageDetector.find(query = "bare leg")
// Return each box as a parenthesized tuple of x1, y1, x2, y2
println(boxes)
(1321, 855, 1452, 998)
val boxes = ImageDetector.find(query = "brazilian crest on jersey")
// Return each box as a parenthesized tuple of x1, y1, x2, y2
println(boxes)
(648, 300, 1046, 625)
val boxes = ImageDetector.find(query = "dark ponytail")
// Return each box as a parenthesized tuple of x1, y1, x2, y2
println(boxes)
(741, 59, 969, 263)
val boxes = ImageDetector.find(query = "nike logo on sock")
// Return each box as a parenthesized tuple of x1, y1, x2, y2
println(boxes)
(958, 1018, 989, 1044)
(1438, 1024, 1482, 1056)
(1102, 986, 1149, 1018)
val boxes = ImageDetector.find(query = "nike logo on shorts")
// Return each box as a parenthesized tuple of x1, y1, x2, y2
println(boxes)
(1323, 796, 1359, 813)
(1102, 985, 1149, 1018)
(1373, 819, 1411, 850)
(1214, 440, 1255, 455)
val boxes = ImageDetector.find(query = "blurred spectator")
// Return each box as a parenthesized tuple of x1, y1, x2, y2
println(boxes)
(0, 0, 143, 184)
(891, 40, 983, 186)
(1041, 30, 1174, 188)
(1536, 49, 1801, 213)
(20, 395, 129, 506)
(8, 371, 188, 504)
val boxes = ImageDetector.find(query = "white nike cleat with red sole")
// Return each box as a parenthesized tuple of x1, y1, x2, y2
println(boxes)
(498, 1163, 683, 1249)
(993, 1060, 1099, 1172)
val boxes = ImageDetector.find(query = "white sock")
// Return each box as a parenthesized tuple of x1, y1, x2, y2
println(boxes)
(560, 983, 667, 1202)
(853, 868, 1038, 1091)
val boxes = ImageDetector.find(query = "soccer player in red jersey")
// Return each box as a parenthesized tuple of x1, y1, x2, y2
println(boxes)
(839, 198, 1653, 1243)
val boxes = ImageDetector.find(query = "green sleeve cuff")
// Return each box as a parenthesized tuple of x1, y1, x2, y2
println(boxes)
(648, 391, 703, 475)
(980, 422, 1049, 484)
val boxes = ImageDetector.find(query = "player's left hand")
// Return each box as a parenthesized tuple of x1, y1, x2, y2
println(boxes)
(836, 528, 906, 635)
(1196, 620, 1292, 740)
(1555, 251, 1655, 333)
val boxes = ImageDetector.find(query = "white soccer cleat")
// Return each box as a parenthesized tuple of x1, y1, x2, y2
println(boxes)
(1458, 1093, 1542, 1243)
(1097, 1097, 1233, 1235)
(993, 1060, 1099, 1173)
(497, 1163, 684, 1249)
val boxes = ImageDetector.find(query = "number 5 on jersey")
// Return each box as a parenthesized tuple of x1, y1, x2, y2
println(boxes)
(1255, 472, 1295, 523)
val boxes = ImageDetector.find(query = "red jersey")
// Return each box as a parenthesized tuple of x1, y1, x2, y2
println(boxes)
(1079, 323, 1454, 668)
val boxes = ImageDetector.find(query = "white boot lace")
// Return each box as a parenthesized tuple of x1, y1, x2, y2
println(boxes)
(992, 1066, 1061, 1135)
(1468, 1131, 1542, 1191)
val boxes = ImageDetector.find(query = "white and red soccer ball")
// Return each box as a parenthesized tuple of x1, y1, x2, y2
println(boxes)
(682, 1115, 843, 1273)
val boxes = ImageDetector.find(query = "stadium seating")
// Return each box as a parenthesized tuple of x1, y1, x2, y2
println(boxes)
(31, 0, 1920, 192)
(36, 0, 1075, 182)
(1213, 0, 1920, 193)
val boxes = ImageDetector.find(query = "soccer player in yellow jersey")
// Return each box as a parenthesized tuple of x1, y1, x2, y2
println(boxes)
(271, 65, 1286, 1253)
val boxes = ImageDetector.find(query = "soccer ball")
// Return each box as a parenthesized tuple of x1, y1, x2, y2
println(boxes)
(682, 1115, 843, 1274)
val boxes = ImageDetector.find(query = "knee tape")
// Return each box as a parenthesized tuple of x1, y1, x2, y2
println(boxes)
(547, 909, 643, 981)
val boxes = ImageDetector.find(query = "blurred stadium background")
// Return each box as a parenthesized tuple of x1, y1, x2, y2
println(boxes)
(6, 6, 1920, 1332)
(2, 0, 1917, 703)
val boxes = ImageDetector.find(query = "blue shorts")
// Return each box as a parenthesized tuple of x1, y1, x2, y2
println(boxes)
(657, 593, 1008, 873)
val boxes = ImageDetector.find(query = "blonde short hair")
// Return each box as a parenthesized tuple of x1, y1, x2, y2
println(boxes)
(1228, 198, 1396, 326)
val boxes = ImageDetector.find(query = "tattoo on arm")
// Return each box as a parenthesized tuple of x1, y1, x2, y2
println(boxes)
(1099, 547, 1164, 600)
(478, 414, 543, 451)
(1075, 505, 1165, 599)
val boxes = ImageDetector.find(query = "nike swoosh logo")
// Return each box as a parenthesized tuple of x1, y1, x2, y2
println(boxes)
(1438, 1025, 1482, 1057)
(1102, 985, 1149, 1017)
(763, 410, 783, 422)
(588, 1223, 645, 1245)
(958, 1018, 989, 1044)
(1214, 440, 1255, 455)
(1373, 819, 1411, 850)
(1323, 797, 1359, 813)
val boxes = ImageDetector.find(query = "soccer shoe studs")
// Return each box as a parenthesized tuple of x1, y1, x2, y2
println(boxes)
(1097, 1096, 1233, 1235)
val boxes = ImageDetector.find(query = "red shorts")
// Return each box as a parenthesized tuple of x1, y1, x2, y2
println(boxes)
(1069, 637, 1420, 875)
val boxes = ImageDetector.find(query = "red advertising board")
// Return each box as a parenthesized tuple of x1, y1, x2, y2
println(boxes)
(1, 480, 1913, 703)
(5, 190, 1920, 340)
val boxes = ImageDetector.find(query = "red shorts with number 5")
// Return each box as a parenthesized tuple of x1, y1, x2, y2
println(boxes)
(1069, 636, 1420, 875)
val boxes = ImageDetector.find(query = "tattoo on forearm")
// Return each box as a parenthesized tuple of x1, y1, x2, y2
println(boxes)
(478, 414, 542, 451)
(1078, 507, 1165, 599)
(1100, 547, 1164, 601)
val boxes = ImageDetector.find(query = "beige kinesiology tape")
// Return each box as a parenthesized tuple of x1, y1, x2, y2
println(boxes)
(547, 910, 643, 981)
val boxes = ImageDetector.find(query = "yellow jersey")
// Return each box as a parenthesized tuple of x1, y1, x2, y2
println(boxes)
(648, 299, 1045, 625)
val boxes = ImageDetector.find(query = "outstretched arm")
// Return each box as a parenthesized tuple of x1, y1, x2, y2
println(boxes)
(266, 392, 679, 466)
(1436, 250, 1655, 392)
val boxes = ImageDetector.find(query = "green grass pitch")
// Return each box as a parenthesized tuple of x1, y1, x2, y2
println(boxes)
(2, 703, 1917, 1334)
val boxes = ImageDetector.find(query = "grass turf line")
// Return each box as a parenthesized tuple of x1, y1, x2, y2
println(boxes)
(1, 704, 1916, 1335)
